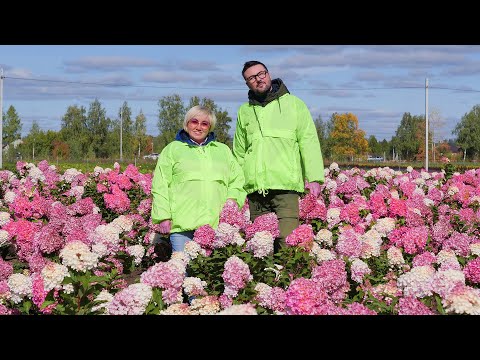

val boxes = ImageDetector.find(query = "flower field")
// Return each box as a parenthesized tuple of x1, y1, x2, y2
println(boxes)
(0, 160, 479, 315)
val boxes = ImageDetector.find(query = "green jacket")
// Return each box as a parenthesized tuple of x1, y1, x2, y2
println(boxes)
(233, 78, 324, 195)
(151, 130, 247, 233)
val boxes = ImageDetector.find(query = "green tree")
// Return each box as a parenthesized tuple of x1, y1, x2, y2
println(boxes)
(60, 105, 88, 160)
(133, 110, 148, 158)
(391, 112, 423, 161)
(368, 135, 380, 156)
(157, 94, 185, 151)
(85, 99, 111, 159)
(2, 105, 22, 145)
(453, 104, 480, 160)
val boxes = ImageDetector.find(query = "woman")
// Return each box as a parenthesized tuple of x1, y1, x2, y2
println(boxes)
(151, 105, 246, 253)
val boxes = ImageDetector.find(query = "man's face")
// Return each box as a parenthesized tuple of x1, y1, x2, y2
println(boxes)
(244, 64, 271, 95)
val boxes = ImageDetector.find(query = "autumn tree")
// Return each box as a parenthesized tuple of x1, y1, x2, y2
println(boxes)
(327, 112, 369, 161)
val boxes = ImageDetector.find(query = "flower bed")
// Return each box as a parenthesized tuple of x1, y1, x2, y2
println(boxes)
(0, 160, 479, 315)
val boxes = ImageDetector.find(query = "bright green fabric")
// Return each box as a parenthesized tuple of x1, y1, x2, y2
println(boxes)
(233, 92, 324, 195)
(151, 140, 246, 233)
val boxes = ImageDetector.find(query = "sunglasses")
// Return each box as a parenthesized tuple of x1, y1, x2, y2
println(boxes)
(189, 118, 210, 128)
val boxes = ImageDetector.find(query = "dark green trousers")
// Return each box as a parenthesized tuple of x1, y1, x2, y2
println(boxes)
(248, 190, 300, 253)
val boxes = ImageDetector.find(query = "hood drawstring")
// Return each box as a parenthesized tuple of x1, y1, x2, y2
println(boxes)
(277, 98, 281, 113)
(258, 189, 268, 197)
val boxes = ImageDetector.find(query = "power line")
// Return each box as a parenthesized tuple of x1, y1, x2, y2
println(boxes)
(7, 75, 472, 92)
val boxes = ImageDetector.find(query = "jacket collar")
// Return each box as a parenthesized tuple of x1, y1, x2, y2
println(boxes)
(248, 78, 290, 106)
(175, 129, 216, 146)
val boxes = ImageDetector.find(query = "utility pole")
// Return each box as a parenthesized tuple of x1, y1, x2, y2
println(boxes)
(0, 68, 3, 169)
(425, 78, 429, 172)
(120, 106, 123, 162)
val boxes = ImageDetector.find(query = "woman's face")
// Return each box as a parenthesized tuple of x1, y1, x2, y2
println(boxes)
(186, 113, 211, 144)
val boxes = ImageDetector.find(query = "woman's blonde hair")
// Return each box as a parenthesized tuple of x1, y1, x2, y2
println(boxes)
(183, 105, 217, 132)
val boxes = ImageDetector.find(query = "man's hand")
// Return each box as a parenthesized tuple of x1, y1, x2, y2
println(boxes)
(159, 219, 172, 234)
(304, 181, 321, 198)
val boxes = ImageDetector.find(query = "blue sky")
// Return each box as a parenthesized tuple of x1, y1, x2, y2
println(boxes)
(2, 45, 480, 142)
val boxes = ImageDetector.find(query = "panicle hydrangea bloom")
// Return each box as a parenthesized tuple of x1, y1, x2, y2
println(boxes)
(244, 212, 280, 240)
(108, 283, 153, 315)
(3, 191, 16, 204)
(246, 230, 274, 258)
(412, 252, 437, 267)
(314, 228, 333, 247)
(110, 215, 134, 233)
(59, 240, 99, 272)
(443, 231, 473, 257)
(219, 200, 249, 230)
(254, 282, 286, 313)
(442, 283, 480, 315)
(125, 245, 145, 265)
(0, 229, 10, 247)
(0, 258, 14, 281)
(7, 273, 33, 304)
(222, 255, 252, 298)
(286, 224, 314, 250)
(470, 243, 480, 257)
(0, 211, 11, 227)
(183, 277, 208, 297)
(284, 277, 330, 315)
(183, 240, 207, 261)
(350, 258, 371, 283)
(311, 259, 350, 303)
(104, 184, 131, 214)
(160, 303, 193, 315)
(397, 265, 435, 298)
(372, 217, 396, 237)
(360, 229, 383, 259)
(214, 222, 244, 248)
(41, 261, 70, 292)
(189, 295, 222, 315)
(62, 168, 83, 183)
(140, 260, 184, 290)
(397, 296, 435, 315)
(463, 258, 480, 284)
(432, 269, 465, 298)
(193, 224, 216, 251)
(89, 223, 122, 257)
(335, 227, 362, 258)
(310, 243, 336, 264)
(91, 289, 114, 314)
(387, 246, 405, 268)
(326, 207, 341, 228)
(218, 303, 257, 315)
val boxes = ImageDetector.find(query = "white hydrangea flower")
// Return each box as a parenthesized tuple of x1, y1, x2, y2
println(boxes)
(126, 245, 145, 265)
(41, 262, 70, 292)
(4, 191, 16, 204)
(0, 230, 10, 247)
(0, 211, 11, 227)
(92, 290, 114, 314)
(7, 273, 33, 304)
(59, 241, 99, 272)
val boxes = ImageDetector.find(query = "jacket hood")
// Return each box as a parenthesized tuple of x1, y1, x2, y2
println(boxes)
(175, 129, 216, 145)
(248, 78, 290, 107)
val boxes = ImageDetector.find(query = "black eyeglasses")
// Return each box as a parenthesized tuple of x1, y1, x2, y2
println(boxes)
(245, 70, 268, 83)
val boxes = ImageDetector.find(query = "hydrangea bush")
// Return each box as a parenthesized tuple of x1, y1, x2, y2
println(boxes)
(1, 160, 480, 315)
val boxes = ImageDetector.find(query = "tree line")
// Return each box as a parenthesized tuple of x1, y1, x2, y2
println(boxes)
(2, 95, 480, 163)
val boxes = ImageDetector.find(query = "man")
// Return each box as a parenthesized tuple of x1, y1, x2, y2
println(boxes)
(233, 60, 325, 253)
